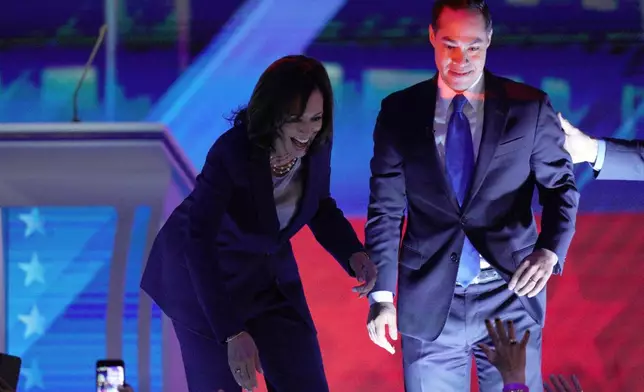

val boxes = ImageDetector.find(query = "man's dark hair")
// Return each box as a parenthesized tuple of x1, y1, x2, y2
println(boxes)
(231, 55, 334, 153)
(431, 0, 492, 32)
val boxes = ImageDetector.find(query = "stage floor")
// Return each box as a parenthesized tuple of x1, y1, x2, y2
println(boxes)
(250, 213, 644, 392)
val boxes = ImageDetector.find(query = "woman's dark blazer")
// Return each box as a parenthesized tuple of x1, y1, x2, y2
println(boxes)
(141, 125, 364, 344)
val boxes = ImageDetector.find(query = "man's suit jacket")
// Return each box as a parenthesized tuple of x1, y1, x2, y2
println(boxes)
(366, 71, 580, 342)
(596, 138, 644, 181)
(141, 125, 364, 344)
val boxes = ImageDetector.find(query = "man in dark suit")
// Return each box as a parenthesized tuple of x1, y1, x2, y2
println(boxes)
(364, 1, 579, 391)
(559, 113, 644, 180)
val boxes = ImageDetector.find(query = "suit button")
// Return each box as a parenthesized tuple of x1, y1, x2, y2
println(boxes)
(460, 216, 468, 225)
(450, 252, 458, 262)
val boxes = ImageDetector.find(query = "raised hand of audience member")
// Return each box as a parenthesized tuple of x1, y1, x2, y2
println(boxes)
(479, 318, 530, 388)
(544, 374, 583, 392)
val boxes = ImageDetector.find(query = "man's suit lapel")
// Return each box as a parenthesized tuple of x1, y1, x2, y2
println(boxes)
(420, 76, 461, 211)
(463, 71, 509, 209)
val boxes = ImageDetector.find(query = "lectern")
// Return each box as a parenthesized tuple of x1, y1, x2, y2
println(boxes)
(0, 123, 193, 392)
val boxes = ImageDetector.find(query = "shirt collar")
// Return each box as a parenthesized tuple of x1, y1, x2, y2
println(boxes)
(436, 72, 485, 114)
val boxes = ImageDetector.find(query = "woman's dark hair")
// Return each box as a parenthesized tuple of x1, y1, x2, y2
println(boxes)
(231, 55, 334, 152)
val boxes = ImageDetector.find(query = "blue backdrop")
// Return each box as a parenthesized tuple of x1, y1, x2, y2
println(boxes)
(2, 44, 644, 215)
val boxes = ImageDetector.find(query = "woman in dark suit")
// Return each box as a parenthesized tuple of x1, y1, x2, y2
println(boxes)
(141, 55, 377, 392)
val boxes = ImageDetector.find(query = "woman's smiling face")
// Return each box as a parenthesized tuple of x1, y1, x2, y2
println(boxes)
(273, 89, 324, 161)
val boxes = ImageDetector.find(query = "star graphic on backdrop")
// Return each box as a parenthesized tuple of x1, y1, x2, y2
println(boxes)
(18, 305, 46, 339)
(18, 208, 45, 237)
(545, 263, 624, 390)
(21, 359, 44, 390)
(18, 253, 45, 287)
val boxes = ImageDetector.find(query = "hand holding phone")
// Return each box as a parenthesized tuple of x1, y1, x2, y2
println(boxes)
(0, 377, 15, 392)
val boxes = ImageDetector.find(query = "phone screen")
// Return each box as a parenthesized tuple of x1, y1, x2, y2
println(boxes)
(96, 364, 124, 392)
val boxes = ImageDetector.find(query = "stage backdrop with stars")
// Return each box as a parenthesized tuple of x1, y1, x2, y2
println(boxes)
(3, 206, 163, 392)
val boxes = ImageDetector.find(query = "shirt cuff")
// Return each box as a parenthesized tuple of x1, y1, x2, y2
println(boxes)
(369, 290, 394, 305)
(592, 139, 606, 171)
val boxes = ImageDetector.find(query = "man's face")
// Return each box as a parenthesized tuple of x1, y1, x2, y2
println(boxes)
(429, 8, 492, 92)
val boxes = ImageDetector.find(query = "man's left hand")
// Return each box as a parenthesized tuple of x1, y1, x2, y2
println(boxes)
(349, 252, 377, 297)
(508, 249, 558, 298)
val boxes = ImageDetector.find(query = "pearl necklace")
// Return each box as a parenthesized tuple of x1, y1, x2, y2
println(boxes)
(271, 157, 297, 176)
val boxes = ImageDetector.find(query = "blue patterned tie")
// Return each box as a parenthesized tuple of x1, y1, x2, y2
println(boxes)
(445, 94, 479, 286)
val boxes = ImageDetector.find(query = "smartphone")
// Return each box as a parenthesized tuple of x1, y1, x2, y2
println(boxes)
(96, 359, 125, 392)
(0, 353, 21, 390)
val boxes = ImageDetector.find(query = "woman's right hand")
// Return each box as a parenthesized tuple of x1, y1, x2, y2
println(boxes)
(227, 331, 263, 390)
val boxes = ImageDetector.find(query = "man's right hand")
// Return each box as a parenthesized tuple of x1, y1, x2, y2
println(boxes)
(227, 331, 263, 390)
(367, 302, 398, 354)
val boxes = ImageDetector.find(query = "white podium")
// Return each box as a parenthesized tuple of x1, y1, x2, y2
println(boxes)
(0, 123, 192, 392)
